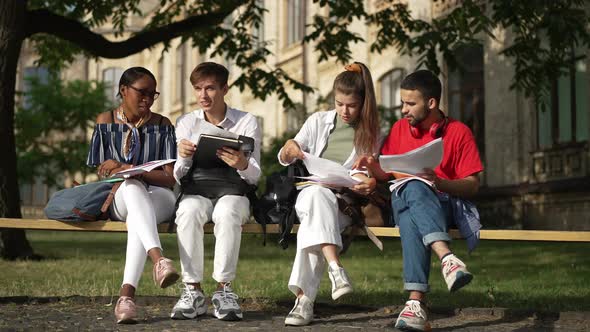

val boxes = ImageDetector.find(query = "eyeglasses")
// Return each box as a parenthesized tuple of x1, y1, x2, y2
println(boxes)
(127, 85, 160, 100)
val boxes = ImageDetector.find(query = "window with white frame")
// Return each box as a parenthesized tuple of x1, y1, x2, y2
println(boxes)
(287, 0, 304, 46)
(22, 66, 50, 109)
(448, 44, 485, 157)
(223, 15, 233, 72)
(102, 67, 124, 105)
(537, 48, 589, 148)
(175, 43, 186, 105)
(255, 115, 265, 142)
(252, 0, 265, 48)
(379, 68, 404, 125)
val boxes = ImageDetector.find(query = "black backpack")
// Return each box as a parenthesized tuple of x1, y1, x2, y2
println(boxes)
(253, 160, 309, 248)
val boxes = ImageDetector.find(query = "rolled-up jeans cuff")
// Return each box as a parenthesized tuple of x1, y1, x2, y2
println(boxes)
(423, 232, 451, 247)
(404, 282, 429, 293)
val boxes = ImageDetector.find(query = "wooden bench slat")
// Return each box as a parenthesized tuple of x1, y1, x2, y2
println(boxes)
(1, 218, 590, 242)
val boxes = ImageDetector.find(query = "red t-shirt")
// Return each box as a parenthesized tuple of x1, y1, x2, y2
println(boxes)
(381, 118, 483, 180)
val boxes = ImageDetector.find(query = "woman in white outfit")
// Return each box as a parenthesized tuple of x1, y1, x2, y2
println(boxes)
(278, 62, 381, 326)
(87, 67, 179, 324)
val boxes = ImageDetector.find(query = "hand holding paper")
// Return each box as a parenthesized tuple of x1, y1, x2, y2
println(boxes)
(298, 152, 361, 188)
(378, 138, 443, 192)
(379, 138, 443, 176)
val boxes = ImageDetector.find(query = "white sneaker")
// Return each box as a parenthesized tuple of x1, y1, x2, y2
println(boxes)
(441, 254, 473, 292)
(284, 295, 314, 326)
(211, 282, 243, 321)
(170, 283, 207, 319)
(395, 300, 429, 331)
(328, 265, 353, 300)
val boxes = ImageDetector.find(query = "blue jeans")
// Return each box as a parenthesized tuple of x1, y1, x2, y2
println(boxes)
(392, 180, 453, 293)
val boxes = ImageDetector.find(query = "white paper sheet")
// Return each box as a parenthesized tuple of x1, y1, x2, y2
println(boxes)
(111, 159, 176, 179)
(379, 137, 443, 175)
(300, 152, 361, 188)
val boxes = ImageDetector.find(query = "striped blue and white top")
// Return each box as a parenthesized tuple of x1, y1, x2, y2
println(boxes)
(86, 123, 177, 167)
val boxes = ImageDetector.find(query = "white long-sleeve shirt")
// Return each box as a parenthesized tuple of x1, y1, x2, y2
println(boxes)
(277, 110, 382, 175)
(174, 107, 262, 185)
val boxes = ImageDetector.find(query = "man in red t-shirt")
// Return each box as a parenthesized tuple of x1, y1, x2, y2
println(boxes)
(360, 70, 483, 331)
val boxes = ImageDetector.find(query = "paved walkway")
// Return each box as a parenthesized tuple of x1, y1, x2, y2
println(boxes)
(1, 296, 588, 331)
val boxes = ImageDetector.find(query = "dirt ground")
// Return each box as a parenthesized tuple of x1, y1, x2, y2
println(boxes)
(1, 296, 588, 331)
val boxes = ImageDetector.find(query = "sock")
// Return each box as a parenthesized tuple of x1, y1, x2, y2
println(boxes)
(328, 261, 340, 271)
(407, 299, 426, 307)
(441, 252, 454, 262)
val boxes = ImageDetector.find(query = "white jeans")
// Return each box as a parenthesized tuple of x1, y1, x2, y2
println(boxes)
(175, 194, 250, 283)
(288, 186, 352, 301)
(109, 179, 175, 288)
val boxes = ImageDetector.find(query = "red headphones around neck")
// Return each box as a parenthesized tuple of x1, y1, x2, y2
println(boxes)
(409, 110, 449, 139)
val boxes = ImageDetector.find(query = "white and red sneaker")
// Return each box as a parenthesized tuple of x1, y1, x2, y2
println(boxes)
(395, 300, 430, 331)
(441, 254, 473, 292)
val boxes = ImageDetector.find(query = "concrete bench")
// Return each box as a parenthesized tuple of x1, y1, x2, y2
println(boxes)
(1, 218, 590, 242)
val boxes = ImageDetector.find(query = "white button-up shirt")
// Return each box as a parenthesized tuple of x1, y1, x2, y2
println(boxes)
(278, 110, 378, 175)
(174, 107, 262, 185)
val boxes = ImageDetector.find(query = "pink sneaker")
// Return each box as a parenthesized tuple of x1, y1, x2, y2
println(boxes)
(114, 296, 137, 324)
(153, 257, 180, 288)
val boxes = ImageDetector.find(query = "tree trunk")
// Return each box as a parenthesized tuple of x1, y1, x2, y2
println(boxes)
(0, 1, 35, 259)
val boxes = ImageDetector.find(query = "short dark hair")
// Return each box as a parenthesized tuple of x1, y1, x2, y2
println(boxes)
(190, 62, 229, 87)
(400, 70, 442, 104)
(117, 67, 156, 97)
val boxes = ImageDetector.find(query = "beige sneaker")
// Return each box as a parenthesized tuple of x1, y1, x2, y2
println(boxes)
(114, 296, 137, 324)
(285, 295, 314, 326)
(153, 257, 180, 288)
(328, 266, 353, 300)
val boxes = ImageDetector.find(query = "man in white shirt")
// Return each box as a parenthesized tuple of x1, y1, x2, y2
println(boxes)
(171, 62, 261, 321)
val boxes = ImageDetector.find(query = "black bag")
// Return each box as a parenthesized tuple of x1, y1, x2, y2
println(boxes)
(179, 134, 256, 199)
(173, 147, 258, 233)
(180, 167, 254, 199)
(253, 160, 309, 249)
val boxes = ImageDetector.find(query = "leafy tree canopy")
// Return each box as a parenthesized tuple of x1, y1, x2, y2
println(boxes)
(25, 0, 590, 108)
(15, 75, 111, 187)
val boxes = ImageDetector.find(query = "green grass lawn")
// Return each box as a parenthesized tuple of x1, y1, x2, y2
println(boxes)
(1, 230, 589, 311)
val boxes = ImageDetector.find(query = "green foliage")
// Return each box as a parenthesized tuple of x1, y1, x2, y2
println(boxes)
(15, 74, 112, 187)
(492, 0, 590, 103)
(26, 0, 590, 111)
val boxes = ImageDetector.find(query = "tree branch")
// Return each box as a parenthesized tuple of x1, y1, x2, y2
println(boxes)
(24, 4, 245, 59)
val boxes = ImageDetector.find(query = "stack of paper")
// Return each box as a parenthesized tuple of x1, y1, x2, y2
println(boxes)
(298, 152, 361, 189)
(379, 138, 443, 175)
(379, 138, 443, 192)
(111, 159, 176, 179)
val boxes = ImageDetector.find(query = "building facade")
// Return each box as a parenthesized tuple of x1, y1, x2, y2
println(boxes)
(16, 0, 590, 230)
